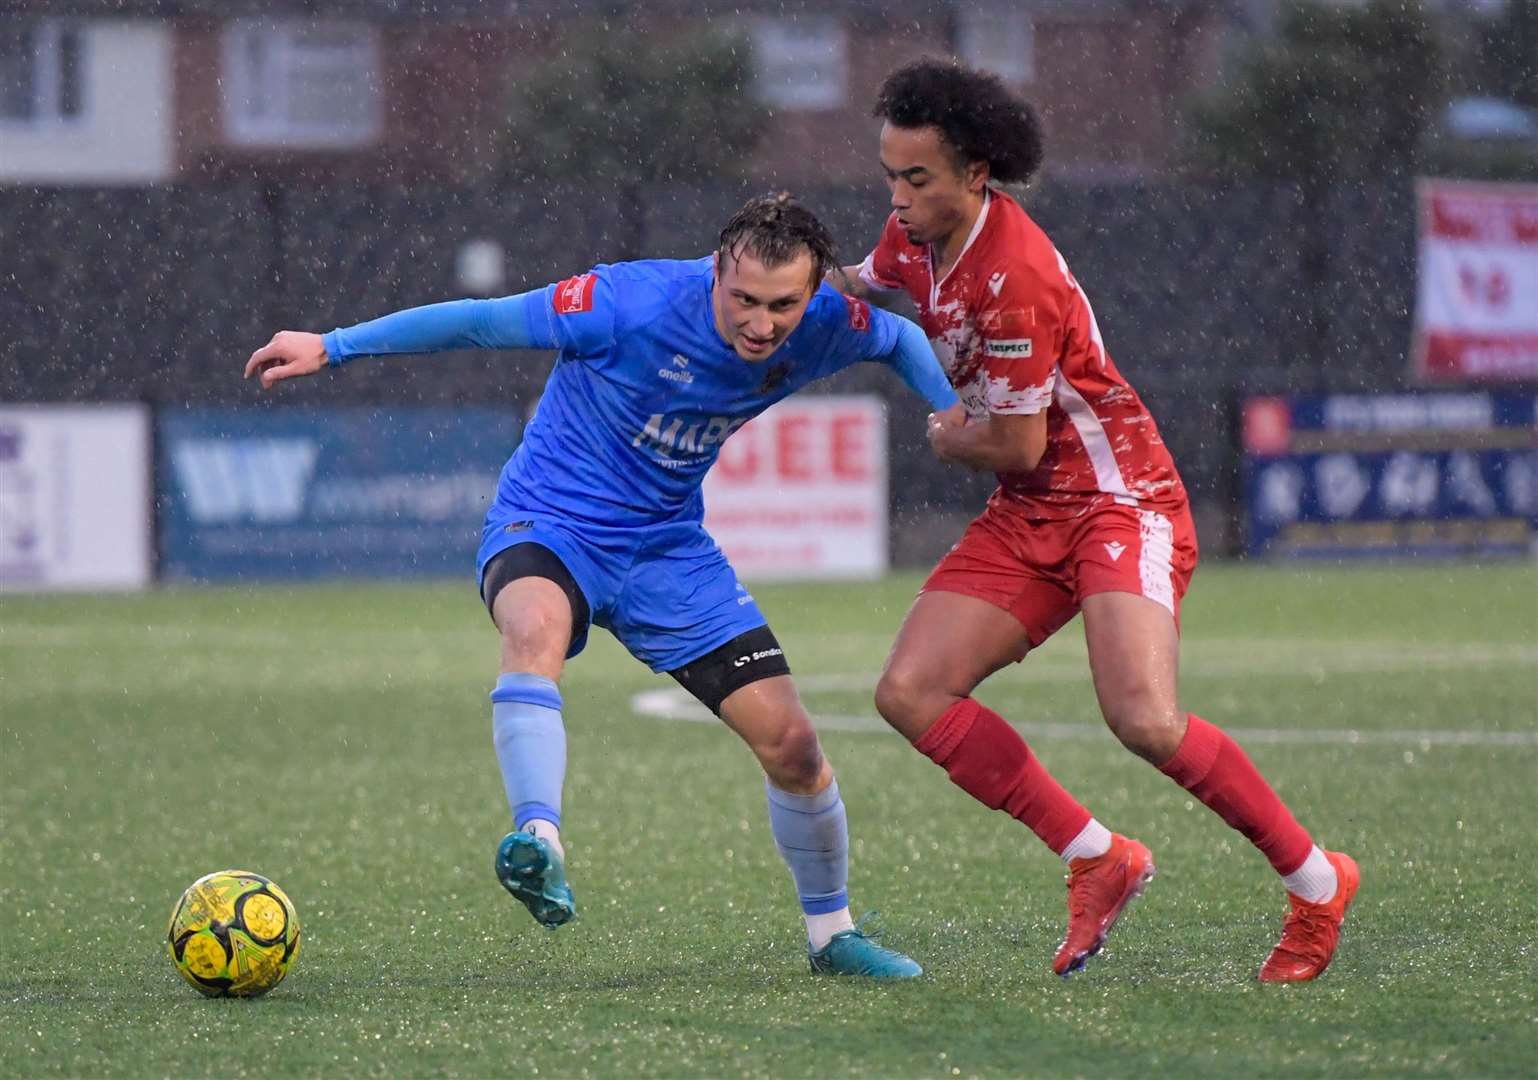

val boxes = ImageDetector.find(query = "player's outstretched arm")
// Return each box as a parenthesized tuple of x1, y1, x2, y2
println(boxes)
(244, 289, 573, 390)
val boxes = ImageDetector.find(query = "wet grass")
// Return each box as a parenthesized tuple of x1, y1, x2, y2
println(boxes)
(2, 562, 1535, 1077)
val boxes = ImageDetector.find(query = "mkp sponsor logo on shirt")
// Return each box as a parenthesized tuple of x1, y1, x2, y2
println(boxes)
(632, 413, 750, 459)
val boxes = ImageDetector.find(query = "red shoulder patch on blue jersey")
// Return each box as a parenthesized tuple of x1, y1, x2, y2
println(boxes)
(843, 294, 870, 332)
(553, 273, 596, 315)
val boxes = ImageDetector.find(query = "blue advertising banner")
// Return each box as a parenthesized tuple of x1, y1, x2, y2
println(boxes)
(159, 408, 520, 581)
(1242, 393, 1537, 559)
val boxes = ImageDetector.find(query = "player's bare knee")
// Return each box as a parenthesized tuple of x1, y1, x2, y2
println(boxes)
(1103, 695, 1183, 762)
(874, 664, 938, 734)
(497, 607, 565, 667)
(872, 670, 905, 722)
(877, 667, 964, 742)
(758, 722, 824, 791)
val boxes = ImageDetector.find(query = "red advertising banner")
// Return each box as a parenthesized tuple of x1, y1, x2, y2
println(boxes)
(702, 396, 887, 580)
(1414, 179, 1538, 382)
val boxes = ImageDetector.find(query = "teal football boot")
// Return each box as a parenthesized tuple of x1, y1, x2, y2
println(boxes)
(808, 915, 922, 978)
(494, 830, 576, 929)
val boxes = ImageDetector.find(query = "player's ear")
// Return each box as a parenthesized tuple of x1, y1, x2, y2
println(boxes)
(965, 159, 990, 193)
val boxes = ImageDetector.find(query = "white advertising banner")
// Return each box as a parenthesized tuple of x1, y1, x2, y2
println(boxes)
(0, 405, 152, 591)
(703, 395, 887, 580)
(1414, 179, 1538, 382)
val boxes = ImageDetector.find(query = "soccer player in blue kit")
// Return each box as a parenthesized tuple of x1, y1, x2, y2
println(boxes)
(244, 194, 956, 978)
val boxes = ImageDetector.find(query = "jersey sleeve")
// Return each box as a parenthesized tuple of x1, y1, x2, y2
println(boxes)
(806, 288, 896, 366)
(871, 309, 957, 410)
(536, 267, 617, 357)
(322, 289, 556, 363)
(857, 214, 908, 294)
(972, 264, 1063, 416)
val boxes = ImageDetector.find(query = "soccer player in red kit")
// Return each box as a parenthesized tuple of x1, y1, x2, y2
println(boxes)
(836, 60, 1358, 981)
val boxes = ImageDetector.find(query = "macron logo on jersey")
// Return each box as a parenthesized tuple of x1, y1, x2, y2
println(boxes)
(984, 338, 1033, 359)
(988, 272, 1007, 297)
(844, 294, 870, 332)
(554, 273, 596, 315)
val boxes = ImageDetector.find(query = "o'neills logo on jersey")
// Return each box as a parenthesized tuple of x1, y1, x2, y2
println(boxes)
(983, 338, 1033, 359)
(554, 273, 596, 314)
(844, 294, 870, 332)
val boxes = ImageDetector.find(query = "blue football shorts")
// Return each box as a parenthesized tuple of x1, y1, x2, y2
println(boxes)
(475, 509, 769, 673)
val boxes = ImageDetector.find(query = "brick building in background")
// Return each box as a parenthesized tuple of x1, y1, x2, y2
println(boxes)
(1, 1, 1237, 187)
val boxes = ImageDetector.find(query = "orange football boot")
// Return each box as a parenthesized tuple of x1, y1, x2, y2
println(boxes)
(1258, 850, 1360, 983)
(1052, 834, 1156, 977)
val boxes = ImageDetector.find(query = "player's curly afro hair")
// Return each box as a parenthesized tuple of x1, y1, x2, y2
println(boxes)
(717, 192, 837, 287)
(873, 59, 1044, 185)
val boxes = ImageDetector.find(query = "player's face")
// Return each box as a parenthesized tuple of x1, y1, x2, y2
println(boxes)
(879, 121, 988, 249)
(711, 247, 817, 362)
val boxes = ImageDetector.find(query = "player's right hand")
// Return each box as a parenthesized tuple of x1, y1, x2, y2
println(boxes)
(927, 402, 967, 436)
(244, 331, 329, 390)
(826, 264, 869, 299)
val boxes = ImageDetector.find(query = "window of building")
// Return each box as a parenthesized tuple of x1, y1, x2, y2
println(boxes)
(751, 18, 848, 111)
(956, 4, 1034, 85)
(0, 21, 86, 127)
(222, 21, 382, 149)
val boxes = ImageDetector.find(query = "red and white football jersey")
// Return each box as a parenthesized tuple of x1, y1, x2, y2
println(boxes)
(861, 189, 1187, 521)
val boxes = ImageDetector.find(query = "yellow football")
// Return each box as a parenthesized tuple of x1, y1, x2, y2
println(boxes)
(167, 870, 301, 997)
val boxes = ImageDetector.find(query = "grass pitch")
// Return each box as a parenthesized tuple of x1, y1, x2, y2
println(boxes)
(2, 562, 1535, 1077)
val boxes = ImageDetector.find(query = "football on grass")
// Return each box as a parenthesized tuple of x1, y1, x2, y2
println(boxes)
(167, 870, 301, 997)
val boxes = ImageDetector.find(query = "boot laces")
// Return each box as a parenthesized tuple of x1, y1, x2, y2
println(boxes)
(1275, 903, 1334, 963)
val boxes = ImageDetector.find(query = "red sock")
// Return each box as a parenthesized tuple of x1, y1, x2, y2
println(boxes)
(914, 698, 1092, 855)
(1158, 714, 1313, 875)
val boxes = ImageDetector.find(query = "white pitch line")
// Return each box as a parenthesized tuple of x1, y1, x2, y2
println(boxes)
(630, 671, 1538, 749)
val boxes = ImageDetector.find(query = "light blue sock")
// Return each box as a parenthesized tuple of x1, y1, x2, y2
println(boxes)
(490, 673, 565, 830)
(765, 777, 850, 915)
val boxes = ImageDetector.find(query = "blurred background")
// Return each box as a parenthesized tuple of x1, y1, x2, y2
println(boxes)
(2, 0, 1535, 590)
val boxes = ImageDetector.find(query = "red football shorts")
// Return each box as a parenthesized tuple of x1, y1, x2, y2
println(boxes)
(922, 501, 1199, 650)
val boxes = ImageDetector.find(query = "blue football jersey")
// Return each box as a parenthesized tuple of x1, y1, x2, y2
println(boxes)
(502, 257, 904, 528)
